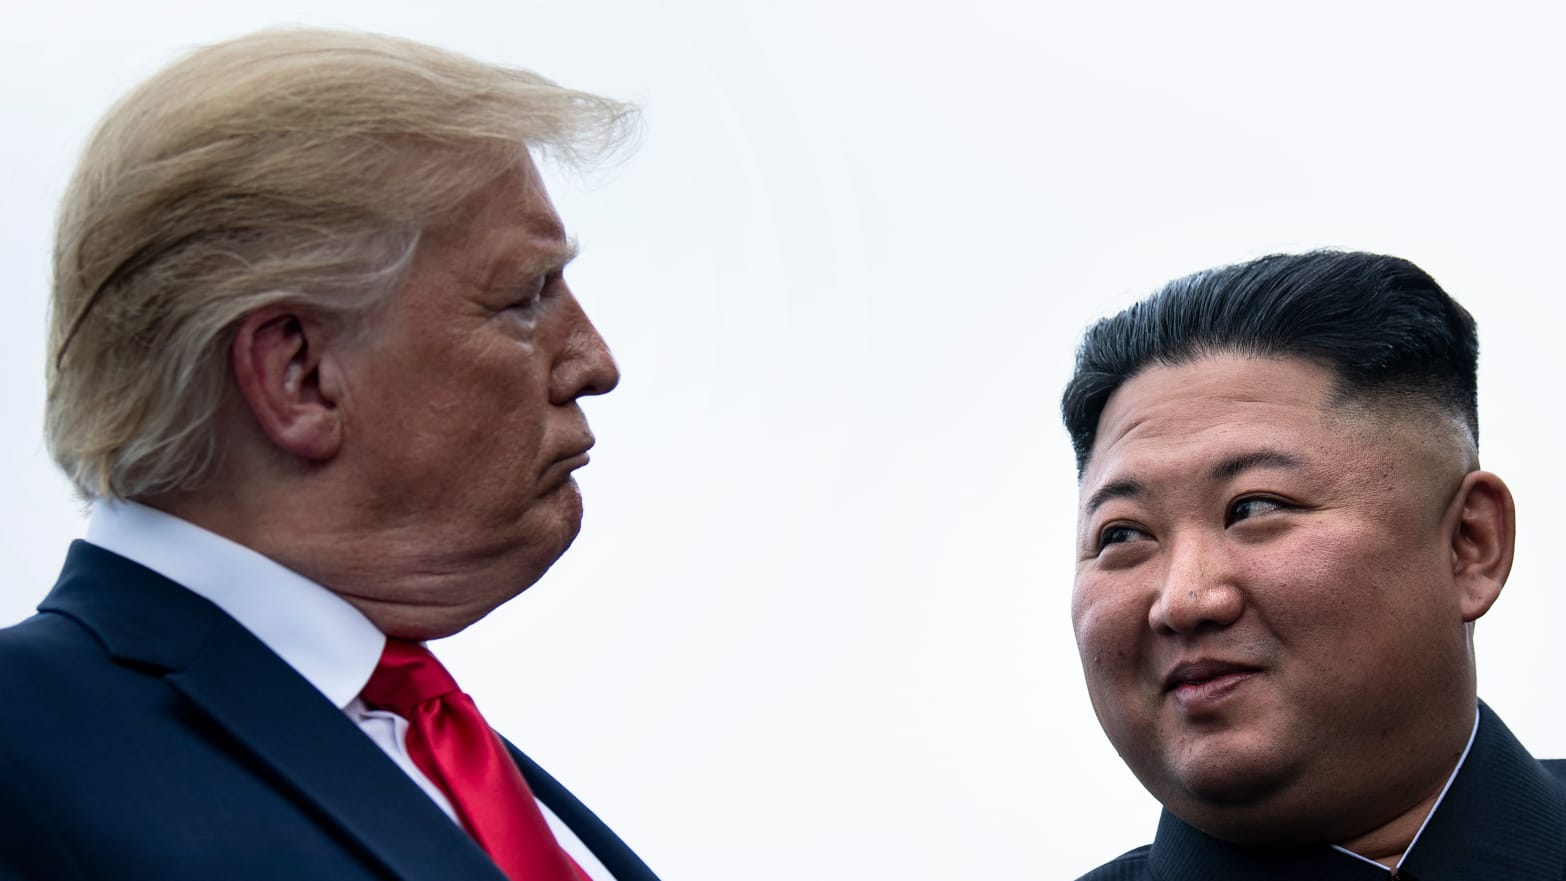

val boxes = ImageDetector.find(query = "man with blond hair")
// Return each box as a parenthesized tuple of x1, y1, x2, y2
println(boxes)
(0, 29, 659, 881)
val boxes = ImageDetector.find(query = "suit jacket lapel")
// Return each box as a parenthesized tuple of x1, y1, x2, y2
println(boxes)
(509, 743, 662, 881)
(43, 541, 509, 881)
(1398, 702, 1566, 881)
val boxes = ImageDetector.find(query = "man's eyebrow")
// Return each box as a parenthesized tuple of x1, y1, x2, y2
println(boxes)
(1085, 479, 1144, 516)
(492, 236, 579, 289)
(527, 235, 580, 274)
(1084, 451, 1304, 514)
(1210, 449, 1304, 482)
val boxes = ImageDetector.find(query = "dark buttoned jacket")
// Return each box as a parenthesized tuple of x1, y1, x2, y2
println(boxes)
(0, 541, 662, 881)
(1077, 703, 1566, 880)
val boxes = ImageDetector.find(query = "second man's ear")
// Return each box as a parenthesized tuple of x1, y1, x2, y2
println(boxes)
(1449, 469, 1516, 623)
(230, 307, 345, 462)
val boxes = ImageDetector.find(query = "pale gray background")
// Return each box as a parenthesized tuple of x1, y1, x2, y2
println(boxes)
(3, 1, 1564, 878)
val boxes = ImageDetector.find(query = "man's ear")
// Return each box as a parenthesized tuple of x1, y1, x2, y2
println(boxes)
(231, 306, 344, 461)
(1449, 470, 1516, 622)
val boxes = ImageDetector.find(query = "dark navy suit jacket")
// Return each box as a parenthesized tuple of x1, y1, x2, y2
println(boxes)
(0, 541, 661, 881)
(1076, 702, 1566, 880)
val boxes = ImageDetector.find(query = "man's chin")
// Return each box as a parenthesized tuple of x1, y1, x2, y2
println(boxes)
(1147, 737, 1300, 810)
(386, 572, 553, 640)
(1174, 766, 1291, 808)
(537, 477, 586, 534)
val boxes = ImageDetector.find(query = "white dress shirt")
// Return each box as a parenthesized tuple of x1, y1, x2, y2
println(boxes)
(85, 500, 610, 880)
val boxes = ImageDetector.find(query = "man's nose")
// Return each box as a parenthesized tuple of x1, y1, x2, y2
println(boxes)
(550, 295, 621, 403)
(1147, 536, 1244, 635)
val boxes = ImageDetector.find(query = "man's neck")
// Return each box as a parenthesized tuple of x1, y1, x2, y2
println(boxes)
(1334, 787, 1442, 868)
(1332, 709, 1481, 870)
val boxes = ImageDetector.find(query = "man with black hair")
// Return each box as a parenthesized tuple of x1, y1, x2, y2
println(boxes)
(1065, 251, 1565, 880)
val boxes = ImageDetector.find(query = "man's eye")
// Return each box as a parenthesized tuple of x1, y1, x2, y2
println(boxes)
(1097, 524, 1147, 551)
(512, 284, 545, 311)
(511, 272, 562, 312)
(1226, 497, 1286, 525)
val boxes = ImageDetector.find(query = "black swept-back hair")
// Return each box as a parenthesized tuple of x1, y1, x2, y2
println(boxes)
(1061, 251, 1479, 477)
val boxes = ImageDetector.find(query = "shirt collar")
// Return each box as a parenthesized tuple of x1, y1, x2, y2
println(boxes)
(1398, 701, 1566, 880)
(1330, 708, 1481, 870)
(85, 499, 385, 709)
(1148, 702, 1566, 881)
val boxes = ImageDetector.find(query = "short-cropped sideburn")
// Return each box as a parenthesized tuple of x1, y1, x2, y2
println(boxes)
(47, 28, 639, 500)
(1060, 251, 1480, 477)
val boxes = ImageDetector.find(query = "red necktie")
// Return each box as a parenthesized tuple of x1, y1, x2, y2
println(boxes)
(362, 639, 589, 881)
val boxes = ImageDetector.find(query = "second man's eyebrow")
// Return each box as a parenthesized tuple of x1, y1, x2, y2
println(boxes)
(1210, 449, 1304, 482)
(1085, 478, 1144, 516)
(1085, 450, 1304, 515)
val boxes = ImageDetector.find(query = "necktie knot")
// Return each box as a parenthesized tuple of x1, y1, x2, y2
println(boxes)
(357, 638, 589, 881)
(361, 639, 461, 718)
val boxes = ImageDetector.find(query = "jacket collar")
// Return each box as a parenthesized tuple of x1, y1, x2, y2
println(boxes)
(1148, 812, 1392, 881)
(1147, 703, 1566, 881)
(509, 743, 663, 881)
(1400, 703, 1566, 880)
(41, 540, 510, 881)
(84, 500, 384, 709)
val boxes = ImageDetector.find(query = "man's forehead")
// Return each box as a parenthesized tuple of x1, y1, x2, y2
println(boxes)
(1096, 356, 1337, 447)
(1076, 357, 1345, 496)
(427, 167, 577, 281)
(1075, 354, 1475, 516)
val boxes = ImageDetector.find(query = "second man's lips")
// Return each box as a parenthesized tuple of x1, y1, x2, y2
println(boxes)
(1162, 659, 1261, 692)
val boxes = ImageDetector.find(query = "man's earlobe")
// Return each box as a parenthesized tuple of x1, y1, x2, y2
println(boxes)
(231, 307, 343, 461)
(1450, 470, 1516, 622)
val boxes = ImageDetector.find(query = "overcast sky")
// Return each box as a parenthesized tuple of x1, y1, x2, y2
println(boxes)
(4, 1, 1565, 878)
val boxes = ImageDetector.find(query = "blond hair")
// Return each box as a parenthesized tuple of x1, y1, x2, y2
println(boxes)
(47, 28, 637, 500)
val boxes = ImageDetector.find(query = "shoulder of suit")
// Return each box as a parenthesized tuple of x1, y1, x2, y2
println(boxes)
(0, 610, 103, 676)
(1538, 757, 1566, 787)
(1073, 844, 1152, 880)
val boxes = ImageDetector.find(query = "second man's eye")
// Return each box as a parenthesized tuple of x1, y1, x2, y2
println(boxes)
(1098, 524, 1147, 551)
(1226, 496, 1286, 526)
